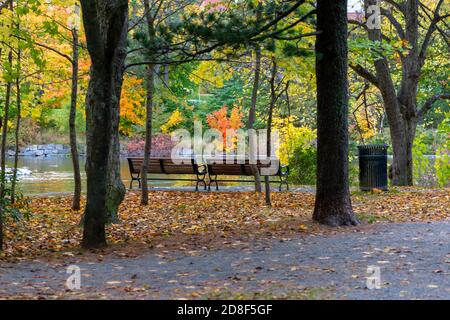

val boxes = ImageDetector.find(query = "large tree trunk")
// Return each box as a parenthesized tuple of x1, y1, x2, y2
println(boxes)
(313, 0, 359, 227)
(80, 0, 129, 248)
(105, 89, 126, 223)
(69, 27, 82, 211)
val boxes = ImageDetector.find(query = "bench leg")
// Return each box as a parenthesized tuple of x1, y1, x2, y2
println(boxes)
(129, 176, 140, 190)
(278, 178, 289, 191)
(196, 174, 207, 192)
(208, 174, 217, 191)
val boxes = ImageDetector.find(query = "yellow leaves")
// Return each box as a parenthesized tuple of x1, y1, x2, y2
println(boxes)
(273, 117, 316, 165)
(298, 224, 308, 231)
(161, 109, 184, 134)
(190, 61, 233, 88)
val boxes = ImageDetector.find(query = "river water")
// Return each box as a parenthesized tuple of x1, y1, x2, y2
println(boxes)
(5, 156, 191, 196)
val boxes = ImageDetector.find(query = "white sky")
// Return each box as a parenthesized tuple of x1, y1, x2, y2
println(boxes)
(348, 0, 363, 12)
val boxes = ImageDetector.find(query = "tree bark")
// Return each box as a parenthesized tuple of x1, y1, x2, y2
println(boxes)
(80, 0, 129, 248)
(265, 58, 277, 206)
(0, 50, 13, 251)
(11, 46, 21, 204)
(248, 44, 262, 193)
(313, 0, 359, 226)
(356, 0, 447, 186)
(140, 64, 155, 205)
(140, 0, 156, 206)
(69, 27, 82, 211)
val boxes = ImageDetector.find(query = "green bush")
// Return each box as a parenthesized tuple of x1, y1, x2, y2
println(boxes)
(435, 113, 450, 187)
(288, 146, 317, 185)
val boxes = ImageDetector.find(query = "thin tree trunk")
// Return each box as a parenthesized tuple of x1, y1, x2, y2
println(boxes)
(163, 64, 169, 87)
(265, 58, 277, 206)
(313, 0, 359, 227)
(140, 0, 156, 206)
(248, 44, 262, 193)
(0, 50, 13, 251)
(11, 49, 21, 204)
(80, 0, 129, 248)
(140, 64, 155, 205)
(70, 27, 81, 211)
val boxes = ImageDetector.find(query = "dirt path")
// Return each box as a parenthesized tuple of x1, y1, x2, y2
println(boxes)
(0, 222, 448, 300)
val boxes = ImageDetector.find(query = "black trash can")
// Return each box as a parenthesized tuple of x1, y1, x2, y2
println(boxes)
(358, 145, 388, 191)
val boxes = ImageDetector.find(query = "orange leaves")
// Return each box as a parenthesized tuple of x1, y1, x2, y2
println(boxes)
(120, 76, 146, 135)
(1, 189, 449, 261)
(206, 105, 244, 151)
(352, 189, 450, 223)
(207, 105, 244, 134)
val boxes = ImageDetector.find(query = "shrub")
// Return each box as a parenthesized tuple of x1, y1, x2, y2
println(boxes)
(288, 145, 317, 185)
(435, 113, 450, 187)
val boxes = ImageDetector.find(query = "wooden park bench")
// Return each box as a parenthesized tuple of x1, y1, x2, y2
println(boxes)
(206, 157, 289, 191)
(127, 157, 207, 191)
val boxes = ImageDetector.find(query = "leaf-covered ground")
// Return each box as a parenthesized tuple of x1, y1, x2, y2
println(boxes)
(1, 188, 449, 261)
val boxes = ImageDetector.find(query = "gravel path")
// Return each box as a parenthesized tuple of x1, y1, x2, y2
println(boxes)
(0, 222, 448, 300)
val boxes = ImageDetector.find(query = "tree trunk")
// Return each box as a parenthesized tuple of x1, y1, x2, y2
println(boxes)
(313, 0, 359, 226)
(105, 88, 126, 223)
(11, 49, 21, 204)
(248, 44, 262, 193)
(265, 58, 277, 206)
(69, 27, 82, 211)
(140, 0, 156, 206)
(357, 0, 445, 186)
(163, 64, 169, 87)
(140, 64, 155, 205)
(0, 51, 13, 251)
(80, 0, 129, 248)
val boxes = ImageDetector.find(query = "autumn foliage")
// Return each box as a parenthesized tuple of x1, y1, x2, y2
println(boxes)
(206, 105, 244, 151)
(0, 189, 448, 261)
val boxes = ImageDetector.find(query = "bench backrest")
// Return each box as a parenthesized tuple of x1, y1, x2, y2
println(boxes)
(128, 158, 201, 175)
(207, 159, 279, 176)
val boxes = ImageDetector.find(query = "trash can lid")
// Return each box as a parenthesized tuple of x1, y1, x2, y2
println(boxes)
(358, 144, 388, 156)
(357, 144, 388, 150)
